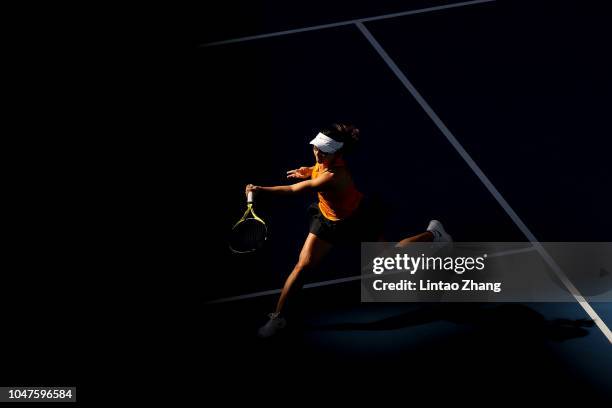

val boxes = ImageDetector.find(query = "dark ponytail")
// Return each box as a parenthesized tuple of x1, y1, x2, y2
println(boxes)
(321, 122, 360, 154)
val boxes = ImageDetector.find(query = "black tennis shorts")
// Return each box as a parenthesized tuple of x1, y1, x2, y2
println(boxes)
(307, 196, 384, 245)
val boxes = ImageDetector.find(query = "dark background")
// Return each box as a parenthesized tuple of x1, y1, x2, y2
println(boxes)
(3, 0, 610, 403)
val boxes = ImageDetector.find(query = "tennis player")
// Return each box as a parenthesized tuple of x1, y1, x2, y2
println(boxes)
(245, 123, 451, 338)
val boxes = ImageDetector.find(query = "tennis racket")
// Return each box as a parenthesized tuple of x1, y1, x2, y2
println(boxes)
(229, 191, 268, 254)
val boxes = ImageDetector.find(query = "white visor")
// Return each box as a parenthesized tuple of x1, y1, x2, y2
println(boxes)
(309, 132, 344, 154)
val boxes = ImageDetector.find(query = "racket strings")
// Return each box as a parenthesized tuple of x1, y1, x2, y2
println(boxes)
(230, 218, 267, 253)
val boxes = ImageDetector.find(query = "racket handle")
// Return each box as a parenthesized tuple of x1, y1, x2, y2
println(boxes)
(247, 191, 254, 203)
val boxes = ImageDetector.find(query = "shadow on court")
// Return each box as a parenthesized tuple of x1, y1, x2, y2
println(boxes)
(311, 303, 595, 342)
(204, 293, 610, 402)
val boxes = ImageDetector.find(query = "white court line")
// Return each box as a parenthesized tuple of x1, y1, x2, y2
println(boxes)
(206, 246, 534, 305)
(487, 246, 536, 258)
(200, 0, 495, 47)
(206, 276, 358, 305)
(355, 22, 612, 343)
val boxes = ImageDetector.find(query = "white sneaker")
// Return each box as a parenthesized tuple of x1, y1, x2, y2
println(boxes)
(427, 220, 453, 243)
(258, 312, 287, 338)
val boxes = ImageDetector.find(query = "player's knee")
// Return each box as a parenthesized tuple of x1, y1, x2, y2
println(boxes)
(295, 257, 313, 272)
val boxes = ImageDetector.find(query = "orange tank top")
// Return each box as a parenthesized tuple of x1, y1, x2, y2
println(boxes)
(311, 158, 363, 221)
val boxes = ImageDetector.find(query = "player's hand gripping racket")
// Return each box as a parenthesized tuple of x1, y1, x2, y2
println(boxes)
(229, 189, 268, 254)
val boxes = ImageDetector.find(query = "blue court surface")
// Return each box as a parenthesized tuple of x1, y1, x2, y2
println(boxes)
(198, 0, 611, 401)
